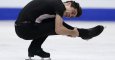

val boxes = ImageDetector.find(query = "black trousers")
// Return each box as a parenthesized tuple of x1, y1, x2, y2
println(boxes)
(15, 21, 74, 52)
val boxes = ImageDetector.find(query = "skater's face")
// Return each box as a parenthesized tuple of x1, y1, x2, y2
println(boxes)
(64, 2, 77, 18)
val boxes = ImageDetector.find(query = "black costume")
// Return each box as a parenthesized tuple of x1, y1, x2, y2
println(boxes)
(15, 0, 74, 58)
(15, 0, 104, 58)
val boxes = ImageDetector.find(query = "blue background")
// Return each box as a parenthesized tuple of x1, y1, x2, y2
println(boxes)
(0, 8, 115, 21)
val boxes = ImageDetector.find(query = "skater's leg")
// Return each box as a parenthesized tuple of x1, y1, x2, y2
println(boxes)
(62, 22, 104, 40)
(28, 36, 50, 58)
(77, 25, 104, 40)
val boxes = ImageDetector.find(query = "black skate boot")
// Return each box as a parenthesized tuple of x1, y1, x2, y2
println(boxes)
(28, 48, 50, 60)
(78, 25, 104, 40)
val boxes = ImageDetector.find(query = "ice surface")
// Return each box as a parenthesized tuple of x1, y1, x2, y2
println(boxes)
(0, 20, 115, 60)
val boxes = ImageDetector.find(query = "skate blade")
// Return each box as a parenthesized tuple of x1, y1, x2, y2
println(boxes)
(41, 58, 51, 60)
(25, 59, 38, 60)
(25, 58, 51, 60)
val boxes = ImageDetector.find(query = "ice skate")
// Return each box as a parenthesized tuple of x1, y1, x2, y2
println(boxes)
(25, 57, 51, 60)
(26, 48, 51, 60)
(78, 25, 104, 40)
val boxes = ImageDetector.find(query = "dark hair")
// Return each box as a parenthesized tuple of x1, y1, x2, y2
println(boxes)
(65, 1, 82, 17)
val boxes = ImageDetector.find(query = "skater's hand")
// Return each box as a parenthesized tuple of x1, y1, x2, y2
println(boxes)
(68, 28, 79, 38)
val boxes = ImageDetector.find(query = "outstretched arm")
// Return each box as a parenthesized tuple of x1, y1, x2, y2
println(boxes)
(55, 14, 79, 37)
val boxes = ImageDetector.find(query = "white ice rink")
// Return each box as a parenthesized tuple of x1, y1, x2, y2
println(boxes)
(0, 21, 115, 60)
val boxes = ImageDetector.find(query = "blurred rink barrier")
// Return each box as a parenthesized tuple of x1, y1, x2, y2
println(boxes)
(0, 0, 115, 21)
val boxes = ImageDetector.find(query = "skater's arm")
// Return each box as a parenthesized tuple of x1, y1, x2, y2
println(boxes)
(55, 14, 79, 37)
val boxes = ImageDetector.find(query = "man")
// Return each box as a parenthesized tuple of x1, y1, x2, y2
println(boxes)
(15, 0, 104, 59)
